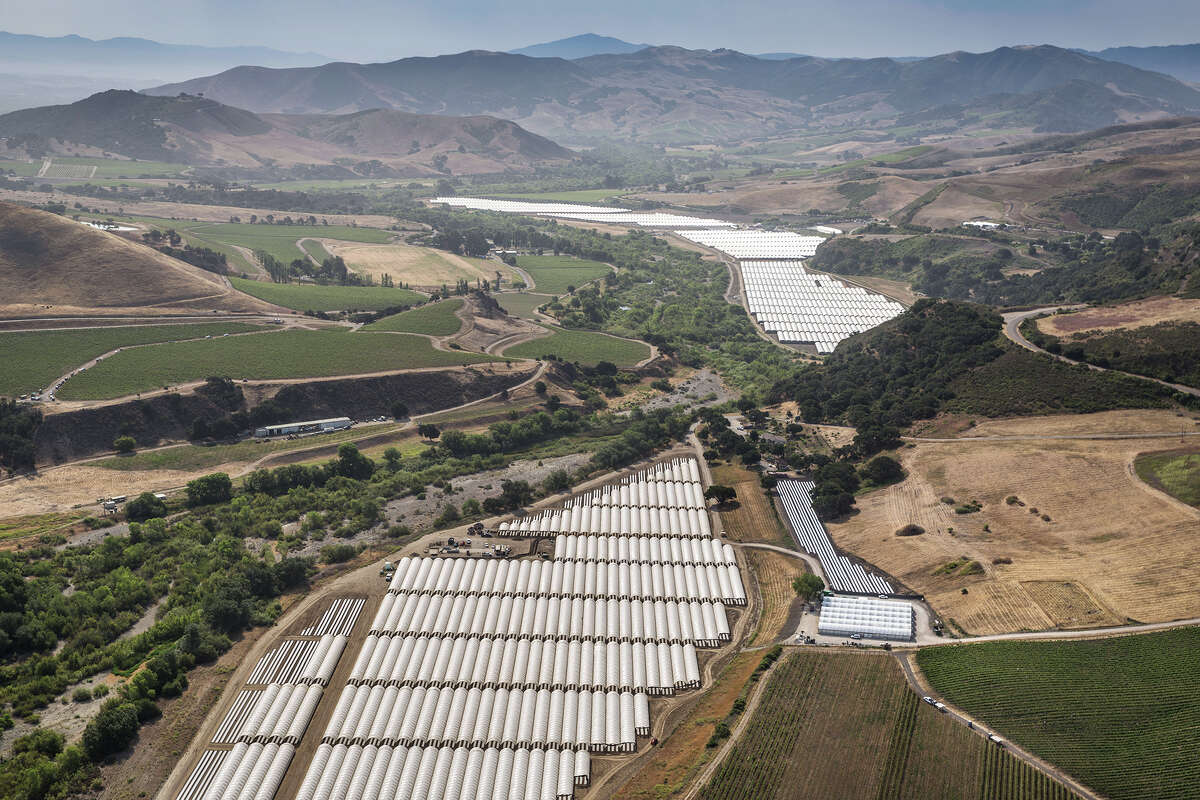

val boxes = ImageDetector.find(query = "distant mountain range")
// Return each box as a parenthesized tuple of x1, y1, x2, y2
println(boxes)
(0, 31, 329, 81)
(509, 34, 651, 59)
(0, 90, 573, 176)
(1079, 44, 1200, 83)
(143, 44, 1200, 144)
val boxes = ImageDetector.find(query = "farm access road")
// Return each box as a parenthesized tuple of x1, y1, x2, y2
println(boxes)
(1003, 306, 1200, 398)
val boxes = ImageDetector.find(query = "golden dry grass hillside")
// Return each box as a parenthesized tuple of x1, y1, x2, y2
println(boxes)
(0, 202, 279, 317)
(1038, 296, 1200, 336)
(826, 410, 1200, 635)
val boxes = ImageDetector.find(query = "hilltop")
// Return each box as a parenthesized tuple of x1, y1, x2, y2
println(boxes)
(509, 33, 651, 59)
(0, 90, 574, 175)
(145, 44, 1200, 143)
(0, 202, 278, 316)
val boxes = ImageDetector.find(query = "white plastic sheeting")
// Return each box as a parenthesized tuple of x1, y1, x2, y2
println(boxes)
(818, 594, 915, 640)
(777, 480, 893, 595)
(740, 261, 904, 353)
(675, 229, 826, 259)
(384, 558, 744, 605)
(297, 744, 586, 800)
(433, 197, 630, 215)
(301, 597, 366, 637)
(288, 457, 741, 799)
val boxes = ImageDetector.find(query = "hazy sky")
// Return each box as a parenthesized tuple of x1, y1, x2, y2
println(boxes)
(5, 0, 1200, 61)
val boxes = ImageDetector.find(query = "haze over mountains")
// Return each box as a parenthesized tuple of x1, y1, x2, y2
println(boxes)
(145, 44, 1200, 144)
(0, 91, 573, 176)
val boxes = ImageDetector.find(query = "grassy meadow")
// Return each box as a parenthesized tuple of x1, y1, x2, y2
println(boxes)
(504, 326, 650, 366)
(230, 277, 425, 312)
(516, 255, 611, 295)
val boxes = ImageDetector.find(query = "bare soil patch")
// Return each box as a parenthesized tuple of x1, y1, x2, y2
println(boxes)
(1037, 296, 1200, 336)
(320, 240, 514, 287)
(828, 410, 1200, 635)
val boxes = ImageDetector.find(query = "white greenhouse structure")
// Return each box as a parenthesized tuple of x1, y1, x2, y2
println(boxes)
(817, 595, 915, 641)
(264, 456, 742, 800)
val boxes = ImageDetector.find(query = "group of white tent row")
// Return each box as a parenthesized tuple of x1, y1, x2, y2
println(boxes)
(177, 599, 366, 800)
(286, 457, 737, 800)
(370, 592, 732, 648)
(777, 480, 896, 597)
(298, 743, 588, 800)
(674, 229, 827, 259)
(431, 197, 732, 228)
(741, 261, 905, 353)
(385, 555, 746, 607)
(322, 679, 657, 752)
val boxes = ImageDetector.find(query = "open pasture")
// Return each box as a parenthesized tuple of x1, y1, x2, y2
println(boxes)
(825, 410, 1200, 635)
(229, 277, 424, 312)
(496, 292, 553, 320)
(503, 325, 650, 366)
(516, 255, 611, 295)
(701, 650, 1075, 800)
(364, 298, 464, 336)
(0, 322, 267, 397)
(56, 328, 498, 400)
(319, 240, 507, 287)
(918, 629, 1200, 800)
(185, 222, 392, 265)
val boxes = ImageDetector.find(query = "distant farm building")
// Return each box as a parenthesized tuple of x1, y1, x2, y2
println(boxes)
(254, 416, 351, 438)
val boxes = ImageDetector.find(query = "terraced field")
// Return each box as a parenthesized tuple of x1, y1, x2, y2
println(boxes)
(56, 329, 498, 399)
(364, 299, 464, 336)
(229, 278, 425, 312)
(0, 322, 267, 396)
(503, 326, 650, 367)
(918, 629, 1200, 800)
(701, 651, 1080, 800)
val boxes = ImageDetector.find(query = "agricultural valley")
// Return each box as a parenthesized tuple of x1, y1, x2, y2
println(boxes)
(1, 18, 1200, 800)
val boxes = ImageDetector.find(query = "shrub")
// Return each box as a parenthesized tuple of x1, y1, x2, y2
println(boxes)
(72, 687, 93, 703)
(125, 492, 167, 522)
(320, 543, 358, 564)
(113, 435, 136, 454)
(895, 524, 925, 536)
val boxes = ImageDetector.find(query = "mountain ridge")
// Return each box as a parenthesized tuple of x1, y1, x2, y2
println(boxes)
(0, 90, 574, 176)
(143, 44, 1200, 143)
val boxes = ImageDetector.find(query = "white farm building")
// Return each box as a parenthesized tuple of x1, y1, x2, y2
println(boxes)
(818, 595, 915, 641)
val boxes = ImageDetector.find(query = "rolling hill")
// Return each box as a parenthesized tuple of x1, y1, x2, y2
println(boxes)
(144, 44, 1200, 143)
(0, 90, 574, 175)
(0, 201, 279, 316)
(1081, 43, 1200, 83)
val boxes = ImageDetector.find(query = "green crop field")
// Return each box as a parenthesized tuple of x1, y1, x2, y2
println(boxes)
(516, 255, 611, 295)
(56, 328, 498, 400)
(299, 239, 330, 263)
(0, 323, 267, 397)
(365, 299, 464, 336)
(230, 277, 425, 312)
(1135, 448, 1200, 507)
(504, 326, 650, 367)
(917, 630, 1200, 800)
(185, 222, 392, 265)
(493, 189, 626, 203)
(496, 293, 553, 320)
(701, 650, 1076, 800)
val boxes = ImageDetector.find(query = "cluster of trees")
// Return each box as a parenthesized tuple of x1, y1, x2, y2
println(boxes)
(769, 300, 1004, 454)
(260, 251, 367, 286)
(0, 400, 41, 473)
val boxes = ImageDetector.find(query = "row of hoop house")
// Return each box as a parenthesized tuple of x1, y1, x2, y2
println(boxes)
(674, 228, 826, 259)
(298, 743, 588, 800)
(293, 457, 739, 799)
(322, 683, 653, 751)
(349, 634, 705, 692)
(370, 594, 730, 647)
(184, 636, 350, 800)
(496, 504, 712, 538)
(778, 479, 894, 595)
(741, 261, 904, 353)
(386, 557, 746, 606)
